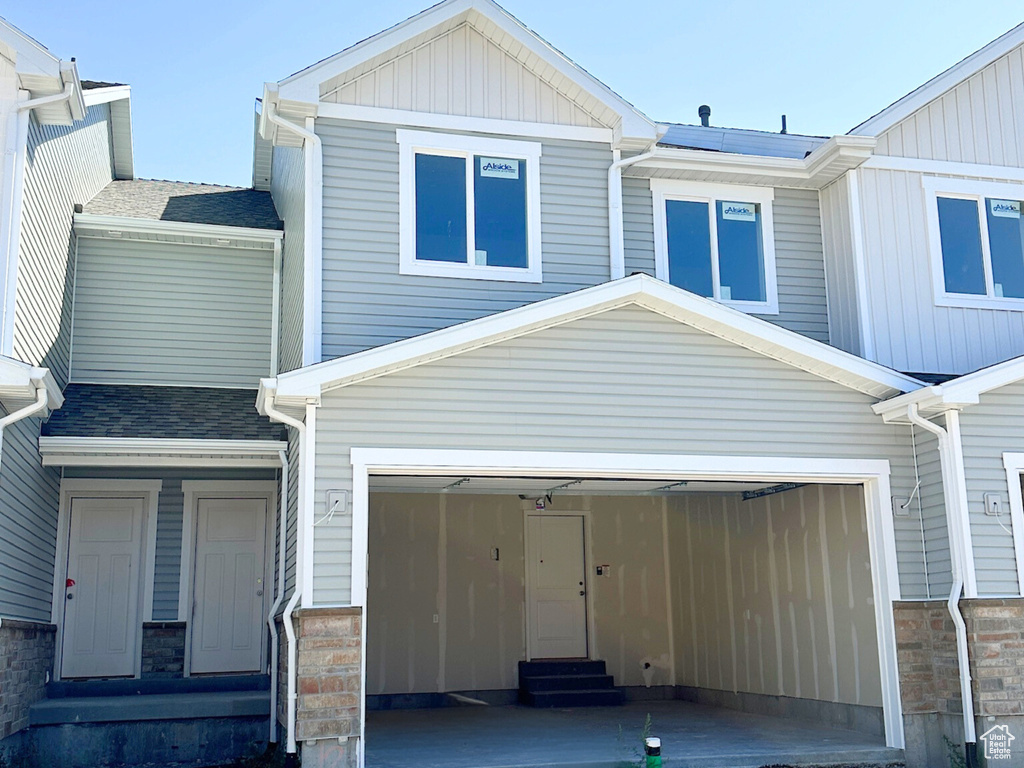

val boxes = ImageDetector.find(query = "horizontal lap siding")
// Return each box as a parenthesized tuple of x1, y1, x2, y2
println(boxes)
(318, 119, 611, 358)
(313, 306, 922, 605)
(271, 146, 305, 372)
(71, 237, 274, 388)
(958, 382, 1024, 595)
(912, 424, 952, 597)
(15, 104, 114, 386)
(0, 414, 60, 621)
(621, 181, 829, 342)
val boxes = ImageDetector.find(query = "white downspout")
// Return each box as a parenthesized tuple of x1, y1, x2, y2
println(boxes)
(608, 147, 658, 280)
(267, 448, 289, 743)
(264, 104, 322, 368)
(262, 391, 306, 762)
(906, 403, 978, 760)
(0, 378, 48, 462)
(0, 82, 76, 357)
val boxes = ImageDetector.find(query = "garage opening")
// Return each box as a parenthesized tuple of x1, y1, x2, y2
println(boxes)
(363, 474, 900, 768)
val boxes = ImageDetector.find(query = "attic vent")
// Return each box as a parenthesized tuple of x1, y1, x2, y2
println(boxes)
(698, 105, 711, 127)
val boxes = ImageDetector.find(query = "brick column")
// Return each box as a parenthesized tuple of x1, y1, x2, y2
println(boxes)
(0, 619, 55, 740)
(962, 599, 1024, 717)
(294, 606, 362, 766)
(141, 622, 186, 678)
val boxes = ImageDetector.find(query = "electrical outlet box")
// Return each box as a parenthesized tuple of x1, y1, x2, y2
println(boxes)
(326, 490, 348, 517)
(490, 548, 499, 561)
(985, 493, 1003, 516)
(892, 496, 911, 517)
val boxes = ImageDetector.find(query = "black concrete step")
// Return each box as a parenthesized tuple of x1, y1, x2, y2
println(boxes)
(520, 688, 626, 708)
(45, 673, 270, 699)
(518, 659, 606, 678)
(520, 673, 615, 692)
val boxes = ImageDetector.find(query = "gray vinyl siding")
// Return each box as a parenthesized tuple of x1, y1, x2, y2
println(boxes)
(820, 176, 862, 357)
(957, 381, 1024, 596)
(0, 412, 61, 622)
(310, 305, 923, 605)
(70, 236, 274, 388)
(318, 118, 611, 359)
(14, 104, 114, 387)
(271, 145, 305, 372)
(620, 180, 829, 343)
(910, 423, 953, 597)
(63, 468, 279, 621)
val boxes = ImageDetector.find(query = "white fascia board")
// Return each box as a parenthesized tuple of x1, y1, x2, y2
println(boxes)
(0, 18, 60, 80)
(0, 356, 61, 410)
(73, 213, 282, 246)
(275, 273, 923, 402)
(38, 437, 288, 457)
(83, 85, 131, 107)
(850, 22, 1024, 137)
(275, 0, 656, 146)
(633, 135, 875, 189)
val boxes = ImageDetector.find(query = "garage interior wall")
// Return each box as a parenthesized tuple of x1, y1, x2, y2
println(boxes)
(366, 485, 881, 708)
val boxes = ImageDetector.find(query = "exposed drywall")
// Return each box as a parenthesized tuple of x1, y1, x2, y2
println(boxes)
(669, 485, 881, 707)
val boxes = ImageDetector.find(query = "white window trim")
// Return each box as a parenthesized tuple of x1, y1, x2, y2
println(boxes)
(923, 176, 1024, 310)
(1001, 453, 1024, 596)
(397, 128, 543, 283)
(651, 179, 778, 315)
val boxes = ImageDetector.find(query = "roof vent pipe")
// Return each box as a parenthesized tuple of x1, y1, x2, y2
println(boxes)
(698, 105, 711, 127)
(781, 115, 787, 134)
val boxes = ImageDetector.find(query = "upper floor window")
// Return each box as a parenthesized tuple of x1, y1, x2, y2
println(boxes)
(925, 176, 1024, 309)
(397, 129, 542, 283)
(652, 180, 778, 314)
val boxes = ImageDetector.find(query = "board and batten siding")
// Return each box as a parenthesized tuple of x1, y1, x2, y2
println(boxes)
(311, 305, 925, 605)
(957, 381, 1024, 596)
(319, 118, 612, 359)
(0, 412, 61, 622)
(70, 236, 274, 388)
(15, 104, 114, 387)
(857, 167, 1024, 374)
(875, 43, 1024, 166)
(621, 179, 830, 343)
(271, 145, 305, 373)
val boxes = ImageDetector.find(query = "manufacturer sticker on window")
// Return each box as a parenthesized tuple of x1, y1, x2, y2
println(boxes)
(721, 201, 757, 222)
(990, 199, 1021, 219)
(479, 157, 519, 180)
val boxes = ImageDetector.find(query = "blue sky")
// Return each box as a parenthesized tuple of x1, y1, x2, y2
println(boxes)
(5, 1, 1023, 187)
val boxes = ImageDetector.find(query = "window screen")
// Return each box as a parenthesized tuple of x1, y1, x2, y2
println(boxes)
(665, 199, 713, 297)
(474, 157, 528, 268)
(985, 198, 1024, 299)
(716, 201, 766, 302)
(415, 154, 467, 263)
(937, 196, 986, 295)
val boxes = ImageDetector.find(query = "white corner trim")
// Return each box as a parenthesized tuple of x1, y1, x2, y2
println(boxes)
(650, 179, 779, 315)
(73, 213, 282, 246)
(1002, 453, 1024, 596)
(318, 103, 612, 144)
(347, 446, 904, 751)
(944, 411, 978, 598)
(397, 128, 543, 284)
(301, 403, 317, 610)
(846, 170, 875, 361)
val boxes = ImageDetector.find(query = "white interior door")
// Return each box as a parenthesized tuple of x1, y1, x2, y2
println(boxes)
(61, 497, 145, 679)
(527, 514, 588, 658)
(190, 497, 268, 675)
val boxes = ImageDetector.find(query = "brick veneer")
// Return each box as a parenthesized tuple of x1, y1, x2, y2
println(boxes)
(894, 600, 961, 716)
(0, 619, 55, 739)
(141, 622, 186, 678)
(962, 598, 1024, 716)
(295, 607, 362, 744)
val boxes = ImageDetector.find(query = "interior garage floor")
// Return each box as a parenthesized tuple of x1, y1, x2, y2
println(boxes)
(365, 700, 904, 768)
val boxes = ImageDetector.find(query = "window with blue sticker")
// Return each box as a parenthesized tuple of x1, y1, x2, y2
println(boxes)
(654, 181, 777, 312)
(399, 130, 541, 282)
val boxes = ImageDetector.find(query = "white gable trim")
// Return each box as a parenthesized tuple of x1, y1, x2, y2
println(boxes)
(266, 274, 922, 403)
(276, 0, 655, 147)
(851, 22, 1024, 137)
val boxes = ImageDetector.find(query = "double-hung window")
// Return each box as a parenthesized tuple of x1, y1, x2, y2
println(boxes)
(651, 180, 778, 314)
(397, 129, 542, 282)
(925, 177, 1024, 308)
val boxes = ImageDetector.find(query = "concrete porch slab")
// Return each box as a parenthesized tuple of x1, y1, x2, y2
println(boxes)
(365, 700, 904, 768)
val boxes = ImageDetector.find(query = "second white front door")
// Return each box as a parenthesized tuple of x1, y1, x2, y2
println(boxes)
(527, 514, 588, 658)
(190, 497, 268, 675)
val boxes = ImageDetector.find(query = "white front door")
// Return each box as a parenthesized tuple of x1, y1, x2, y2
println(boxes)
(527, 514, 588, 658)
(190, 497, 268, 675)
(61, 497, 145, 679)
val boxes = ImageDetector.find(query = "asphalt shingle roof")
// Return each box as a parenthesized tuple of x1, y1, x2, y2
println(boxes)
(85, 179, 283, 230)
(80, 80, 126, 90)
(42, 384, 286, 441)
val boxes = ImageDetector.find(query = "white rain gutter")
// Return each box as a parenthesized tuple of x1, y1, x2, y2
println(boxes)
(0, 378, 48, 462)
(608, 147, 658, 280)
(261, 391, 306, 760)
(905, 403, 977, 757)
(0, 81, 76, 356)
(266, 448, 289, 743)
(264, 104, 322, 367)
